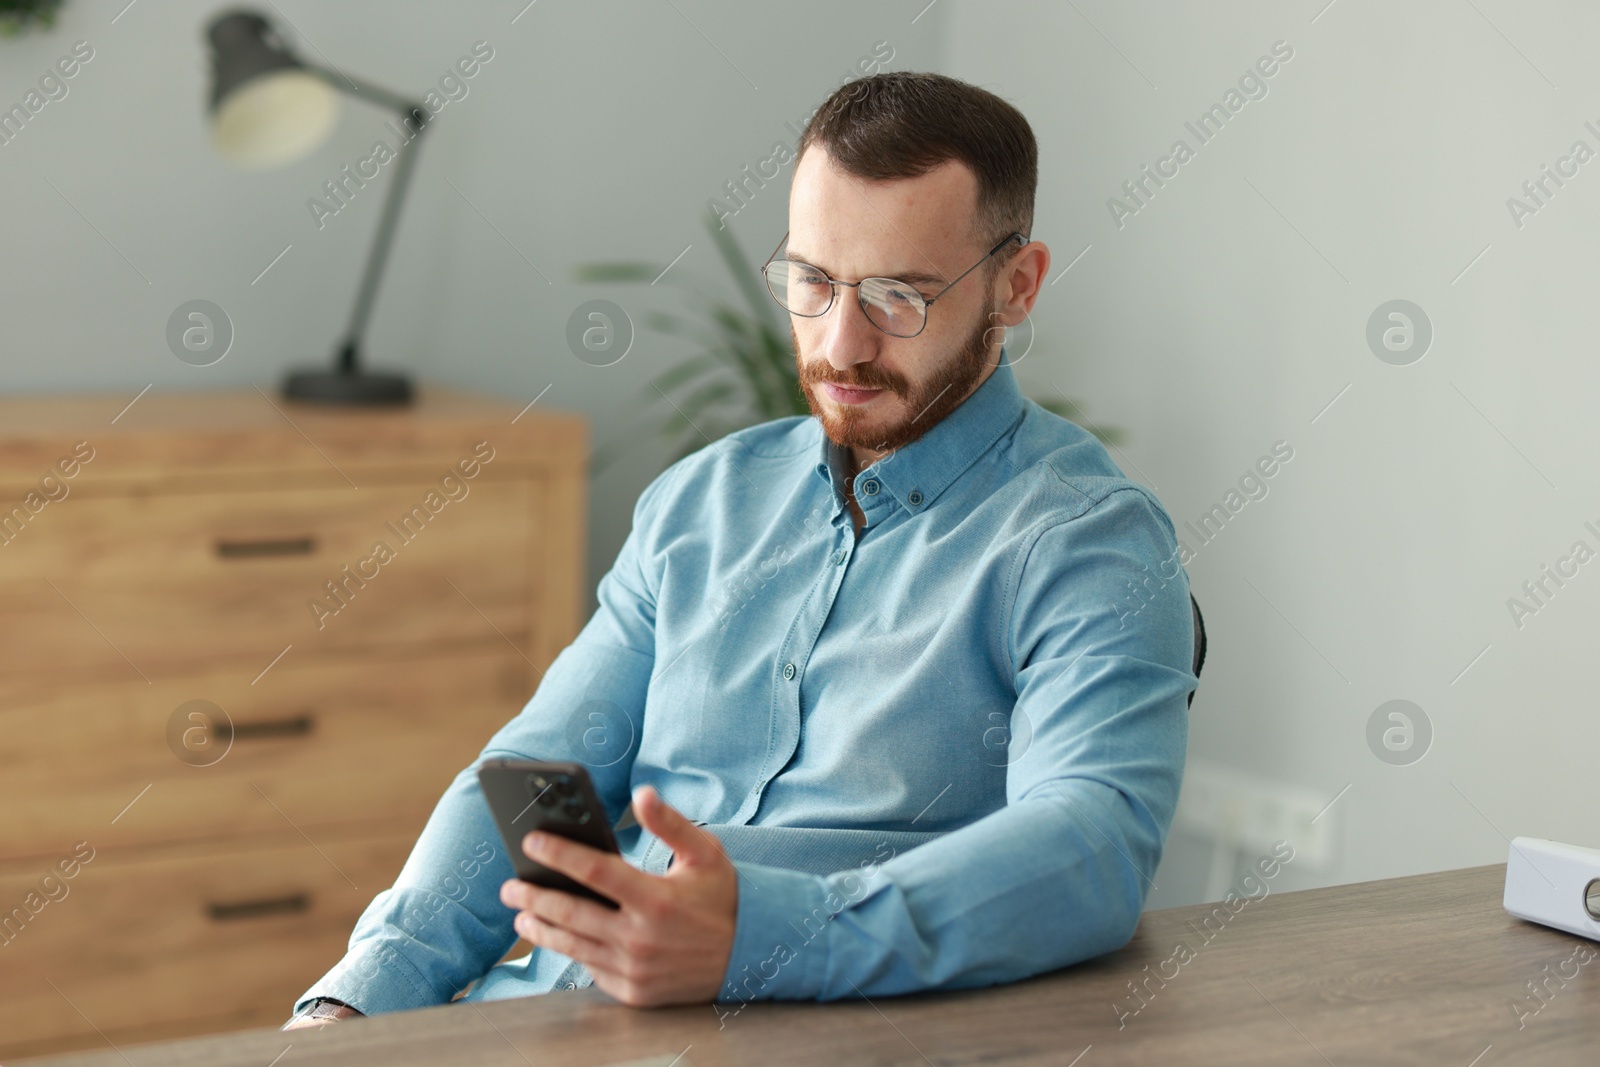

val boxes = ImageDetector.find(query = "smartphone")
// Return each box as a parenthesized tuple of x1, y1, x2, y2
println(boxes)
(477, 758, 621, 909)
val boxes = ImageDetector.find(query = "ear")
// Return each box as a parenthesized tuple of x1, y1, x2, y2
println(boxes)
(994, 240, 1051, 326)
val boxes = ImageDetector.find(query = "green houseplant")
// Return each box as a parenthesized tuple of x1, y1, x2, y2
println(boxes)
(0, 0, 65, 36)
(573, 210, 1119, 475)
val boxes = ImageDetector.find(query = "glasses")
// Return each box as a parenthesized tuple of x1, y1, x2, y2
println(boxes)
(760, 230, 1026, 339)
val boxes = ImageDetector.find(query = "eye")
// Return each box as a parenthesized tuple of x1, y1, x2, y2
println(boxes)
(864, 280, 923, 308)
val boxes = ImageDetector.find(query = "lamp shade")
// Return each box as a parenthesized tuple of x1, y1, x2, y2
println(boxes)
(206, 11, 337, 169)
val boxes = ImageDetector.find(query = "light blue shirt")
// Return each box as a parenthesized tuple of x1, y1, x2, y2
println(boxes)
(295, 354, 1195, 1016)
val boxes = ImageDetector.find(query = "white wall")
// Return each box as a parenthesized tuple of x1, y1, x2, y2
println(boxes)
(7, 0, 1595, 910)
(0, 0, 938, 620)
(945, 0, 1600, 904)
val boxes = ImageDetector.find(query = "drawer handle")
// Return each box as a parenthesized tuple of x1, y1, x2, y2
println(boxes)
(233, 713, 315, 741)
(215, 536, 317, 559)
(206, 893, 311, 922)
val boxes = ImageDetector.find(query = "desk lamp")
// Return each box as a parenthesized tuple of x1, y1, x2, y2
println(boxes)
(204, 9, 426, 404)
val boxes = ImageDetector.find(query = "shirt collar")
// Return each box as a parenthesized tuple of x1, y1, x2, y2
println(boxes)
(811, 351, 1025, 518)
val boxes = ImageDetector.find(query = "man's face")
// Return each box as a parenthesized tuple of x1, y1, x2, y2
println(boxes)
(785, 146, 1004, 455)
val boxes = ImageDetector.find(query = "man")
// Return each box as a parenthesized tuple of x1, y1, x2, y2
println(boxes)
(286, 70, 1194, 1028)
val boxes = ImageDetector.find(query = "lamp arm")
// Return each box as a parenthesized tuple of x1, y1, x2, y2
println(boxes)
(306, 64, 420, 121)
(305, 64, 430, 374)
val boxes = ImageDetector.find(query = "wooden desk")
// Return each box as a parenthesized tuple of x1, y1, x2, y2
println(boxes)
(23, 864, 1598, 1066)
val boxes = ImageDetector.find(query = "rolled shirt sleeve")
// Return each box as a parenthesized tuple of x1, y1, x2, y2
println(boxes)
(292, 463, 679, 1016)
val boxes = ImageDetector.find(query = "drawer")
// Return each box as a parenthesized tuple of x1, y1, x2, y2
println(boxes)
(0, 478, 536, 680)
(0, 828, 433, 1060)
(0, 645, 532, 861)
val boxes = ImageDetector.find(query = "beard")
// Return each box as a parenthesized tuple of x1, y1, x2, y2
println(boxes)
(795, 296, 998, 454)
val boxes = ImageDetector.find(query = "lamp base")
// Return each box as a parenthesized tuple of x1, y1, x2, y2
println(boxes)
(282, 368, 414, 406)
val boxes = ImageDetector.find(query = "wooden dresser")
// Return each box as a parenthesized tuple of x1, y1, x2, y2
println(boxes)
(0, 387, 586, 1061)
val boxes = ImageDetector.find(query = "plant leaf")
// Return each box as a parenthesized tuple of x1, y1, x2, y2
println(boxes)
(571, 262, 662, 284)
(703, 304, 776, 413)
(705, 208, 783, 337)
(645, 352, 721, 396)
(672, 380, 739, 422)
(641, 311, 692, 335)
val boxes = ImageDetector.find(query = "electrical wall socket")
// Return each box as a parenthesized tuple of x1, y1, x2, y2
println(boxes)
(1174, 760, 1338, 870)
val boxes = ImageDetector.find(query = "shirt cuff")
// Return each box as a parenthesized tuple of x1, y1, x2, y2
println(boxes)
(717, 861, 840, 1004)
(293, 939, 441, 1018)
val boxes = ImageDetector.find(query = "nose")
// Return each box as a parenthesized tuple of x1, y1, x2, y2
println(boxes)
(815, 285, 884, 375)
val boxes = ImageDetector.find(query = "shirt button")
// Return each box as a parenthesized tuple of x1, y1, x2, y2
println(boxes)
(908, 489, 924, 506)
(782, 662, 796, 680)
(831, 549, 846, 565)
(861, 479, 880, 496)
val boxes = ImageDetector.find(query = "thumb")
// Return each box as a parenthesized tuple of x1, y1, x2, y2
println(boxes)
(633, 785, 721, 867)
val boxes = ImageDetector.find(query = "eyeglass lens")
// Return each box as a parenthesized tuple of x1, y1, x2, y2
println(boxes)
(764, 260, 927, 338)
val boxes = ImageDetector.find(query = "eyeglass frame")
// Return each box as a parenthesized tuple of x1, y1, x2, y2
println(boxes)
(759, 229, 1028, 339)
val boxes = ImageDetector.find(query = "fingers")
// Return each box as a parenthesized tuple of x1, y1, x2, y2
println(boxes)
(501, 879, 622, 942)
(516, 911, 621, 974)
(632, 785, 724, 867)
(519, 832, 651, 910)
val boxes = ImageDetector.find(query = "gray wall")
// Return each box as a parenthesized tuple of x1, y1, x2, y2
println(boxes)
(5, 0, 1596, 909)
(946, 0, 1600, 904)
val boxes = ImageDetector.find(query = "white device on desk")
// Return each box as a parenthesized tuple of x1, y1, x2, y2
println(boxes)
(1503, 838, 1600, 941)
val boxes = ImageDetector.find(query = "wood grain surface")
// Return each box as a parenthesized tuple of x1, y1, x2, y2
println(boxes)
(21, 863, 1597, 1066)
(0, 643, 531, 861)
(0, 386, 587, 1059)
(0, 386, 586, 492)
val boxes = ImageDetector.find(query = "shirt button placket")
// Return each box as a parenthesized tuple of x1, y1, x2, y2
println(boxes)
(742, 535, 851, 823)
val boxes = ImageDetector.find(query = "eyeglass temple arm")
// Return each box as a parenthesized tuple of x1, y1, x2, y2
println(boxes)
(760, 231, 790, 273)
(924, 232, 1027, 307)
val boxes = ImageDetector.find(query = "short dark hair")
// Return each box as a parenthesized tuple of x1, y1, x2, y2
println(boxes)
(796, 72, 1037, 269)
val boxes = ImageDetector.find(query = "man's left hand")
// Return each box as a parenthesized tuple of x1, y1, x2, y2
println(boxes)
(498, 784, 737, 1006)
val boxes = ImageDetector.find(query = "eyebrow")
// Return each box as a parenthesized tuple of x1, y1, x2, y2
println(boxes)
(783, 251, 947, 289)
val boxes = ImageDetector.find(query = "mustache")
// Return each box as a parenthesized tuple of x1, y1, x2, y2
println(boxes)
(799, 362, 903, 393)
